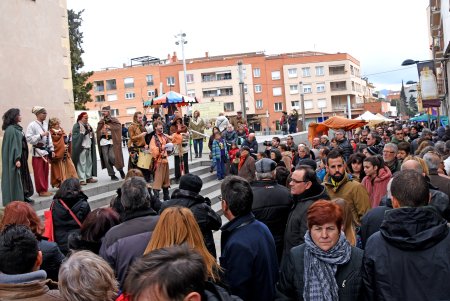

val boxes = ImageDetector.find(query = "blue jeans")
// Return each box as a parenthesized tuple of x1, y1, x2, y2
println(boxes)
(216, 159, 225, 179)
(193, 139, 203, 156)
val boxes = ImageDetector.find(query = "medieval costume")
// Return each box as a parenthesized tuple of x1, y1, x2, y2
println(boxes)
(72, 113, 97, 184)
(49, 121, 78, 188)
(127, 119, 151, 182)
(150, 128, 172, 201)
(170, 117, 190, 182)
(2, 122, 34, 205)
(26, 106, 54, 197)
(96, 106, 125, 180)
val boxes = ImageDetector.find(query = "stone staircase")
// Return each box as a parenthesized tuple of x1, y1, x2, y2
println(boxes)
(33, 160, 223, 218)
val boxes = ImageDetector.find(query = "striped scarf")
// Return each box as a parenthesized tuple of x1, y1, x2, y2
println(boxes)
(303, 231, 351, 301)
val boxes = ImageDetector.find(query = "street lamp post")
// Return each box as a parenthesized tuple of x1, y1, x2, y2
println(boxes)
(175, 32, 188, 98)
(299, 81, 305, 131)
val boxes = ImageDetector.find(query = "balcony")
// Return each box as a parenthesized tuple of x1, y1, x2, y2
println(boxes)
(332, 103, 364, 111)
(201, 71, 232, 82)
(330, 81, 347, 92)
(329, 65, 346, 75)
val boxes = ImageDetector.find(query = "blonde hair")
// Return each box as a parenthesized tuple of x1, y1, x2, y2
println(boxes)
(144, 207, 220, 281)
(48, 117, 60, 129)
(332, 198, 356, 246)
(402, 155, 429, 175)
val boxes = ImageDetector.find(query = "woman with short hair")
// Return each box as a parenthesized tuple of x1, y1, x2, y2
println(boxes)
(59, 250, 118, 301)
(276, 200, 363, 300)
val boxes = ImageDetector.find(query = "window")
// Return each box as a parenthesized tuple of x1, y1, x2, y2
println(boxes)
(274, 102, 283, 112)
(302, 67, 311, 77)
(167, 77, 175, 86)
(95, 95, 105, 102)
(147, 90, 155, 97)
(318, 99, 327, 108)
(273, 87, 282, 96)
(304, 100, 313, 109)
(291, 101, 299, 108)
(124, 77, 134, 89)
(303, 84, 312, 94)
(317, 83, 326, 93)
(187, 89, 195, 97)
(224, 102, 234, 112)
(350, 65, 354, 75)
(105, 79, 116, 90)
(256, 99, 263, 109)
(253, 68, 261, 78)
(107, 94, 117, 101)
(244, 84, 248, 94)
(146, 75, 154, 86)
(94, 81, 104, 92)
(126, 107, 136, 115)
(255, 84, 262, 93)
(110, 109, 119, 117)
(186, 74, 194, 83)
(315, 66, 324, 76)
(289, 85, 299, 94)
(125, 92, 135, 99)
(216, 72, 232, 81)
(271, 71, 281, 80)
(288, 68, 298, 78)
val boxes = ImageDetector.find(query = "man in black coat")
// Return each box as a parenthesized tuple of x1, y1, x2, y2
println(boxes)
(335, 129, 353, 161)
(241, 133, 258, 158)
(160, 174, 222, 258)
(251, 158, 292, 263)
(363, 170, 450, 300)
(283, 165, 329, 260)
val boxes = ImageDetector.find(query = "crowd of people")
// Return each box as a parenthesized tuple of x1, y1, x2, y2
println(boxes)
(2, 105, 450, 300)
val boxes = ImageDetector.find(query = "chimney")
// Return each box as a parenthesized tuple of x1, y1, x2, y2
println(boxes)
(205, 51, 209, 58)
(167, 53, 171, 61)
(172, 51, 178, 63)
(122, 63, 126, 68)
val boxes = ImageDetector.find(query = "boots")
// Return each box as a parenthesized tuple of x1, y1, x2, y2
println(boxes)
(152, 189, 160, 201)
(163, 187, 170, 201)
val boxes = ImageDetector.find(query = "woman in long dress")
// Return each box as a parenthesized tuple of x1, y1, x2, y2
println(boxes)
(49, 117, 78, 188)
(1, 108, 34, 205)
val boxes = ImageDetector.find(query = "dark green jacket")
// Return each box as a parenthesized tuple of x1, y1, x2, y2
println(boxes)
(2, 124, 25, 205)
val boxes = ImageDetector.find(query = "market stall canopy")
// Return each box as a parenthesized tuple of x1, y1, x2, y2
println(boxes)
(354, 111, 381, 121)
(143, 91, 198, 108)
(308, 116, 367, 142)
(375, 113, 394, 122)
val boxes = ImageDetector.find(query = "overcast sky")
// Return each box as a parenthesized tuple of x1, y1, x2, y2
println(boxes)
(68, 0, 430, 92)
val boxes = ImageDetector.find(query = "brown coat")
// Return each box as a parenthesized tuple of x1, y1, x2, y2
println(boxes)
(96, 117, 124, 170)
(0, 279, 63, 300)
(127, 122, 146, 148)
(50, 128, 78, 188)
(238, 155, 256, 183)
(323, 173, 371, 225)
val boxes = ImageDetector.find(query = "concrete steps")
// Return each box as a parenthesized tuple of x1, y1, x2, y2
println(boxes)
(35, 160, 223, 218)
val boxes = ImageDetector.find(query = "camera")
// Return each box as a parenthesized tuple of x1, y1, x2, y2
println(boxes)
(263, 140, 272, 147)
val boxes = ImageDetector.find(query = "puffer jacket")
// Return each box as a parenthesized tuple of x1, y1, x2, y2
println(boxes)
(361, 166, 392, 208)
(337, 137, 353, 161)
(251, 180, 292, 263)
(276, 243, 364, 301)
(363, 206, 450, 300)
(52, 193, 91, 255)
(160, 189, 222, 258)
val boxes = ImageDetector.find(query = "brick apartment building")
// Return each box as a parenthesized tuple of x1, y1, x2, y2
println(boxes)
(86, 51, 374, 131)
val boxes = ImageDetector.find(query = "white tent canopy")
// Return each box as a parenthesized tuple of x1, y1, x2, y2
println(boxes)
(354, 111, 385, 121)
(375, 113, 394, 122)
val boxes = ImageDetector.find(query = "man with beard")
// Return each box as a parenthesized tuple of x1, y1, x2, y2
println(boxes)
(96, 106, 125, 181)
(323, 149, 371, 225)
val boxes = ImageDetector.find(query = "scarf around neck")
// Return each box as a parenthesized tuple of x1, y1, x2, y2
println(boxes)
(303, 231, 351, 301)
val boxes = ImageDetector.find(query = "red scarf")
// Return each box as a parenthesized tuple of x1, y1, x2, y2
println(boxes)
(238, 153, 247, 170)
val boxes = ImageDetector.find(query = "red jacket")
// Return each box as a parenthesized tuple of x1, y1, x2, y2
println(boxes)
(362, 166, 392, 208)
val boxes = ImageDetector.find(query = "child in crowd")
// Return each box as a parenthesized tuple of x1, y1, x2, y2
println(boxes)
(228, 142, 240, 175)
(211, 132, 228, 180)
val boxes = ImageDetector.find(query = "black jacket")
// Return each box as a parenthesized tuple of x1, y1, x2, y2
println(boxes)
(276, 243, 364, 301)
(251, 180, 292, 263)
(99, 208, 159, 287)
(363, 206, 450, 301)
(337, 137, 353, 161)
(67, 232, 102, 254)
(111, 187, 162, 221)
(52, 193, 91, 255)
(204, 282, 243, 301)
(38, 239, 65, 282)
(283, 184, 330, 259)
(241, 139, 259, 155)
(160, 189, 222, 258)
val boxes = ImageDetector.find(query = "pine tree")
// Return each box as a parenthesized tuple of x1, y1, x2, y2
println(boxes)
(400, 81, 408, 117)
(68, 9, 93, 110)
(409, 94, 418, 115)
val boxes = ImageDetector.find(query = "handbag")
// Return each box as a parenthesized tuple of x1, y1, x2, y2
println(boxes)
(137, 149, 152, 170)
(43, 202, 55, 242)
(59, 199, 82, 227)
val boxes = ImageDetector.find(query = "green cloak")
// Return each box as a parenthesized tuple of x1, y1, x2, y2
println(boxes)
(1, 124, 25, 205)
(71, 122, 98, 177)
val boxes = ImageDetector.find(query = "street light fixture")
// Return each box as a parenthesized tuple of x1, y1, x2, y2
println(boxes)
(401, 59, 419, 66)
(175, 31, 188, 99)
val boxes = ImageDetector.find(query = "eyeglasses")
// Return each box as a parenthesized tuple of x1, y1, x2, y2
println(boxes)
(291, 178, 309, 184)
(382, 150, 395, 154)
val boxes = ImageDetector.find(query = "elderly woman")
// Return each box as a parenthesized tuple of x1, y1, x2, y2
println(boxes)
(189, 110, 206, 158)
(59, 250, 118, 301)
(276, 200, 363, 300)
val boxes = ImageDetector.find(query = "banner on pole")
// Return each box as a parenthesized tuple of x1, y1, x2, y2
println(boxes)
(417, 60, 441, 108)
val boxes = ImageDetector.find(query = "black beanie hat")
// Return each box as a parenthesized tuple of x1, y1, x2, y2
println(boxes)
(179, 174, 203, 193)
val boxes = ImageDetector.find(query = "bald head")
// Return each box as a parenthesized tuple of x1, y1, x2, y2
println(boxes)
(401, 159, 424, 175)
(248, 133, 255, 141)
